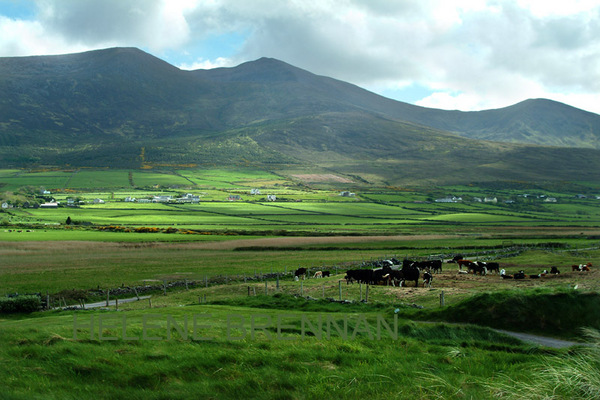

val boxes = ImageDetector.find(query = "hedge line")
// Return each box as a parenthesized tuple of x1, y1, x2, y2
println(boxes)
(0, 295, 41, 313)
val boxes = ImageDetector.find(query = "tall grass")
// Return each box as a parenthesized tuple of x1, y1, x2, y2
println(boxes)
(486, 328, 600, 399)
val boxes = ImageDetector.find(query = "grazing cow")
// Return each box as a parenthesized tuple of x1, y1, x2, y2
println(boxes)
(550, 266, 560, 274)
(530, 274, 541, 279)
(399, 261, 420, 287)
(425, 259, 443, 274)
(501, 274, 514, 279)
(322, 271, 330, 278)
(457, 259, 476, 270)
(313, 271, 323, 278)
(449, 254, 464, 263)
(469, 262, 487, 275)
(344, 269, 373, 284)
(294, 268, 307, 280)
(422, 272, 433, 288)
(478, 261, 500, 274)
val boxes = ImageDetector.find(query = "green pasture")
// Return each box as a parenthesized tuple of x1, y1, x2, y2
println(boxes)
(1, 303, 568, 400)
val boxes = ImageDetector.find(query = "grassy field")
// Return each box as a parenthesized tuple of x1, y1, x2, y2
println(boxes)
(2, 167, 600, 399)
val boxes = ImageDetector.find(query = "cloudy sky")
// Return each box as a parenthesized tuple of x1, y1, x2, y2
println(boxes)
(1, 0, 599, 114)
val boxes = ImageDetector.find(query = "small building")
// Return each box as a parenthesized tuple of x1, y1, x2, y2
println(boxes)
(1, 202, 9, 209)
(484, 197, 498, 203)
(340, 191, 355, 197)
(40, 202, 58, 208)
(267, 195, 276, 201)
(228, 195, 242, 201)
(435, 196, 462, 203)
(250, 189, 261, 195)
(152, 195, 172, 203)
(544, 197, 557, 203)
(93, 198, 105, 204)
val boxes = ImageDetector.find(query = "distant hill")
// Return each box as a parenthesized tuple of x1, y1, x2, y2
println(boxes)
(1, 47, 600, 185)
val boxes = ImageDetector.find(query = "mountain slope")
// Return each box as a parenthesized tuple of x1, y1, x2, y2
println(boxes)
(1, 47, 600, 185)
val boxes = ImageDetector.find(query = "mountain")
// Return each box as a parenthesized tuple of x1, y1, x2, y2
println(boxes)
(1, 47, 600, 185)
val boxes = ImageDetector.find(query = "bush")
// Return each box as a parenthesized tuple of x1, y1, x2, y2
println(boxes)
(0, 295, 41, 313)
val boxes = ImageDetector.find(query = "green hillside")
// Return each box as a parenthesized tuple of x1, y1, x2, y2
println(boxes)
(2, 47, 600, 185)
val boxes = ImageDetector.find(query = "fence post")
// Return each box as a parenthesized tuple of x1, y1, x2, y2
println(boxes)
(440, 290, 445, 307)
(46, 293, 50, 310)
(115, 298, 118, 311)
(205, 276, 208, 288)
(134, 287, 140, 300)
(185, 280, 189, 290)
(360, 283, 362, 301)
(163, 280, 167, 296)
(106, 291, 110, 307)
(265, 281, 268, 295)
(338, 280, 342, 301)
(301, 280, 304, 296)
(276, 274, 280, 290)
(148, 297, 152, 308)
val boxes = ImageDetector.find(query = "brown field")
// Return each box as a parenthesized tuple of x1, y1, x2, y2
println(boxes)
(291, 173, 354, 183)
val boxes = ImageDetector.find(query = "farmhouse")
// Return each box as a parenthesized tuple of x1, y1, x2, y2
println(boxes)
(340, 191, 355, 197)
(152, 195, 172, 203)
(40, 202, 58, 208)
(267, 195, 276, 201)
(435, 196, 462, 203)
(228, 195, 242, 201)
(176, 194, 200, 203)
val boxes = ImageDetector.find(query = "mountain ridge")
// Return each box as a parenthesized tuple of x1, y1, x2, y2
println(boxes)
(1, 47, 600, 185)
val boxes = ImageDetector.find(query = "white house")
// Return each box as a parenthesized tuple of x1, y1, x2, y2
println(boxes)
(267, 195, 276, 201)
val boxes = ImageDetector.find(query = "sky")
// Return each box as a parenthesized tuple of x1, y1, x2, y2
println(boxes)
(1, 0, 599, 114)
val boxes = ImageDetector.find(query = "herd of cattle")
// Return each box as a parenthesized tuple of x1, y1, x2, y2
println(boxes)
(293, 255, 593, 287)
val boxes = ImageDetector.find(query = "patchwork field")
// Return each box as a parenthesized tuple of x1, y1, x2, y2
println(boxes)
(1, 167, 600, 399)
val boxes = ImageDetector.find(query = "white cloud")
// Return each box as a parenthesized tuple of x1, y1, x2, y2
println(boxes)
(178, 56, 233, 70)
(0, 0, 599, 114)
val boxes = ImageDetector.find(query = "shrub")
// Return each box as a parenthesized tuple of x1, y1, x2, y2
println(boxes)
(0, 295, 41, 313)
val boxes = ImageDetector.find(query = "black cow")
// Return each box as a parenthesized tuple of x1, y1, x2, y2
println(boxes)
(428, 260, 443, 274)
(344, 269, 373, 284)
(550, 266, 560, 274)
(322, 271, 330, 278)
(400, 260, 420, 287)
(477, 261, 500, 274)
(294, 268, 307, 280)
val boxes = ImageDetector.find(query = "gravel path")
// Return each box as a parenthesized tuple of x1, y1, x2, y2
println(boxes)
(495, 329, 583, 348)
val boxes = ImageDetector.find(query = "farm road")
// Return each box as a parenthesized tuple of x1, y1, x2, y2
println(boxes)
(56, 296, 151, 310)
(495, 329, 585, 349)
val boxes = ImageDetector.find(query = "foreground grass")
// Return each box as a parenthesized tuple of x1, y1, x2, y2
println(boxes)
(0, 304, 560, 400)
